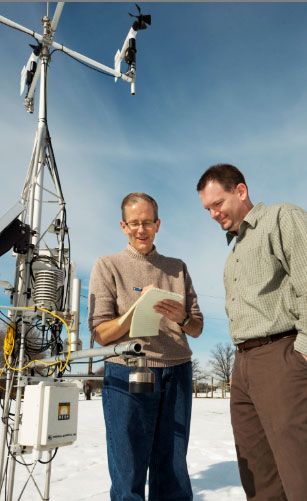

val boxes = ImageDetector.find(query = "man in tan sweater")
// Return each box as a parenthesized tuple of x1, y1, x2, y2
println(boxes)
(88, 192, 203, 501)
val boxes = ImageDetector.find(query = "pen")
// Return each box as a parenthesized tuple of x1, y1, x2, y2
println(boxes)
(133, 287, 143, 292)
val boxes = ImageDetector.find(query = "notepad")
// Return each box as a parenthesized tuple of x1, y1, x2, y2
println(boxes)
(118, 287, 183, 338)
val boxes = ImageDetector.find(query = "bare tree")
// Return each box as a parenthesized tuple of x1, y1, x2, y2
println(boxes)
(192, 358, 202, 380)
(192, 358, 208, 397)
(209, 343, 235, 383)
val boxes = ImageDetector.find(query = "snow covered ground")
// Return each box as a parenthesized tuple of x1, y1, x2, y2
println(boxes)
(9, 397, 245, 500)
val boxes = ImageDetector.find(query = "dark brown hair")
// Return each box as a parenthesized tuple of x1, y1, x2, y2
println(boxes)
(197, 164, 247, 192)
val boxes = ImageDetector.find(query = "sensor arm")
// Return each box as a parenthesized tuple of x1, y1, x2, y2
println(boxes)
(0, 14, 42, 40)
(51, 40, 133, 82)
(0, 1, 65, 38)
(50, 2, 65, 33)
(0, 14, 132, 84)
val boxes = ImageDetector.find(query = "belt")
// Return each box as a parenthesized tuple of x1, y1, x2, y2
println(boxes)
(236, 329, 297, 352)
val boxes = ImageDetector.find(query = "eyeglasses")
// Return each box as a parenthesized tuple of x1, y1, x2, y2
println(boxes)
(124, 220, 156, 230)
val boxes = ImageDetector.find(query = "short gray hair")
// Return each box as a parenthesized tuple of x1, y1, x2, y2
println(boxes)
(121, 193, 159, 221)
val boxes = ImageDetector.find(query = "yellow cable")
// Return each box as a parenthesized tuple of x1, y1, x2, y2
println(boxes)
(0, 325, 15, 375)
(4, 325, 15, 357)
(2, 306, 71, 373)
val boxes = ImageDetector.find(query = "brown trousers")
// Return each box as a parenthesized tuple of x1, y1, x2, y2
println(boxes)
(231, 336, 307, 501)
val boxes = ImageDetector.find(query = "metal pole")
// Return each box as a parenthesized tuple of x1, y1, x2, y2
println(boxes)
(43, 450, 53, 500)
(6, 320, 28, 501)
(29, 53, 48, 247)
(21, 132, 38, 206)
(0, 371, 14, 487)
(70, 278, 81, 352)
(0, 4, 150, 497)
(87, 334, 95, 400)
(5, 15, 52, 499)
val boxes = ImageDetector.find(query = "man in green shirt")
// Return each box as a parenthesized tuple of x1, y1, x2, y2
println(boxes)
(197, 163, 307, 500)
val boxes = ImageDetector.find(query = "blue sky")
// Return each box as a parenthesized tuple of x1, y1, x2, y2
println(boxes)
(0, 2, 307, 368)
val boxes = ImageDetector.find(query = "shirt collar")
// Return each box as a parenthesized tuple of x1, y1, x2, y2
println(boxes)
(226, 203, 265, 245)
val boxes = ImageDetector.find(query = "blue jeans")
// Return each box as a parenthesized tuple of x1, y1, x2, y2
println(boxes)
(102, 361, 193, 501)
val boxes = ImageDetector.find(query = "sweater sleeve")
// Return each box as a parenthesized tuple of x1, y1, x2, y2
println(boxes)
(183, 262, 204, 327)
(88, 257, 118, 331)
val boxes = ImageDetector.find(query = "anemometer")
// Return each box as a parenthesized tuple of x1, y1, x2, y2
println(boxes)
(0, 4, 151, 499)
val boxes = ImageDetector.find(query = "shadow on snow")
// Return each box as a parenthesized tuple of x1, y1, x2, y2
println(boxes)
(191, 460, 241, 496)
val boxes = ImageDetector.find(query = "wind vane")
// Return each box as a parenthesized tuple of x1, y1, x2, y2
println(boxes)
(0, 3, 151, 500)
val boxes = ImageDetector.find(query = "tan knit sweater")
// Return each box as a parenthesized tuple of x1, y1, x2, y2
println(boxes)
(88, 245, 203, 367)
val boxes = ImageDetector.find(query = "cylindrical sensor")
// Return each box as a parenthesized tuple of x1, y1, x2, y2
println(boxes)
(129, 356, 155, 393)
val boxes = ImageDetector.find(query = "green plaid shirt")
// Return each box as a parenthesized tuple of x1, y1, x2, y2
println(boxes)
(224, 202, 307, 354)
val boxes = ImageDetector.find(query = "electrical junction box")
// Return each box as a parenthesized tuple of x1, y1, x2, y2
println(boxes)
(18, 382, 79, 450)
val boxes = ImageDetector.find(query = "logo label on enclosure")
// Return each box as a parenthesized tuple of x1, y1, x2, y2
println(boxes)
(58, 402, 70, 420)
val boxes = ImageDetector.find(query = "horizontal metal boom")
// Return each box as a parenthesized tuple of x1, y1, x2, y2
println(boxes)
(0, 14, 42, 40)
(0, 14, 132, 83)
(51, 40, 132, 82)
(31, 341, 142, 367)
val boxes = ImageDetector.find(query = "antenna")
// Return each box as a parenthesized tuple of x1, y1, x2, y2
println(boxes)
(0, 3, 151, 499)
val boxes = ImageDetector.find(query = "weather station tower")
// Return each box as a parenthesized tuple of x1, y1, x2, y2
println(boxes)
(0, 3, 152, 500)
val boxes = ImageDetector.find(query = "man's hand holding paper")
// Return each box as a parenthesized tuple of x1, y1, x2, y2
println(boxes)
(153, 298, 186, 324)
(141, 284, 186, 324)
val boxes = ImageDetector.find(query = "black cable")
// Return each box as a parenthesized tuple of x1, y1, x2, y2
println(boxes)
(25, 330, 52, 352)
(45, 127, 65, 200)
(63, 228, 71, 310)
(1, 405, 15, 420)
(38, 447, 58, 464)
(50, 48, 60, 57)
(45, 124, 71, 312)
(31, 255, 60, 268)
(70, 354, 122, 366)
(42, 56, 70, 317)
(26, 323, 51, 351)
(60, 49, 115, 78)
(5, 426, 35, 467)
(0, 316, 11, 328)
(0, 311, 12, 324)
(9, 453, 34, 467)
(0, 393, 15, 421)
